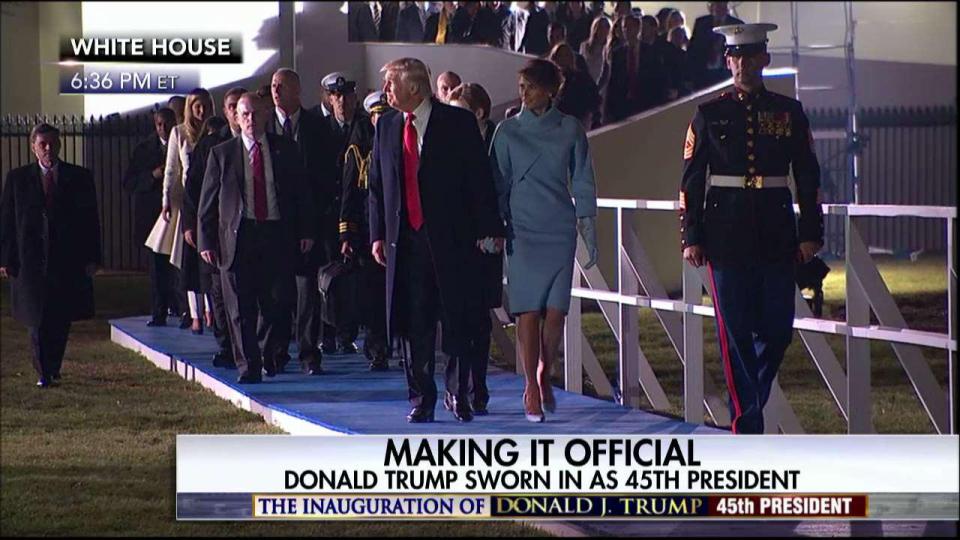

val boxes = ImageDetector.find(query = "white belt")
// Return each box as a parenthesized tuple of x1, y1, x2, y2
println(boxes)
(709, 175, 789, 189)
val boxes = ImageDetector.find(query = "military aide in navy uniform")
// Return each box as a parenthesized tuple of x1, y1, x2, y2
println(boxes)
(679, 23, 824, 434)
(337, 90, 391, 371)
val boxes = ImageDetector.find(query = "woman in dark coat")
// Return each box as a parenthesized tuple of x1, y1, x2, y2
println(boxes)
(550, 43, 602, 129)
(446, 81, 501, 415)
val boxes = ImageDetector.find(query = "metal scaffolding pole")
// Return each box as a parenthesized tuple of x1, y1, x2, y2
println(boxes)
(790, 1, 800, 100)
(844, 1, 862, 204)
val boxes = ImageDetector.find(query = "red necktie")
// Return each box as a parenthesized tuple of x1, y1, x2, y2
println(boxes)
(42, 168, 55, 210)
(403, 114, 424, 230)
(250, 140, 268, 221)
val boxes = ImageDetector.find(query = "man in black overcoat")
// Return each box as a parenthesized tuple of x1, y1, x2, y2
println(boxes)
(1, 123, 102, 387)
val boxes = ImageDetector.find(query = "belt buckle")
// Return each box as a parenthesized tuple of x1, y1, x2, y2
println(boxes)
(744, 175, 764, 189)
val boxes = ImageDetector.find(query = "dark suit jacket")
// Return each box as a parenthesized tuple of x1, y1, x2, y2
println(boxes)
(367, 100, 504, 353)
(489, 4, 511, 49)
(347, 1, 398, 42)
(423, 11, 452, 43)
(637, 41, 671, 109)
(183, 124, 234, 237)
(197, 134, 316, 273)
(505, 6, 550, 55)
(688, 13, 743, 81)
(603, 45, 639, 123)
(1, 161, 101, 326)
(396, 3, 424, 42)
(266, 107, 335, 271)
(449, 5, 502, 45)
(122, 134, 165, 244)
(557, 9, 593, 51)
(557, 68, 601, 125)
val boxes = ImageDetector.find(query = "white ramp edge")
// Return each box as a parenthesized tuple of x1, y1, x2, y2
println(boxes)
(110, 325, 349, 436)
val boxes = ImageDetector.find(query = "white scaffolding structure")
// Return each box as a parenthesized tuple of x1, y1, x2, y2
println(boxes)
(780, 1, 863, 203)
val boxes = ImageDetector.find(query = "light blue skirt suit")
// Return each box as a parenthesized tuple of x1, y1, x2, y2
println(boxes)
(490, 106, 597, 315)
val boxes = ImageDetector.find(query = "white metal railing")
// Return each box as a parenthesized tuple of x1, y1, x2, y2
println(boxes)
(548, 199, 957, 434)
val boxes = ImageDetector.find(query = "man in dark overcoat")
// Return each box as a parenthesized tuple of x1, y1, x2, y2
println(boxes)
(1, 123, 102, 387)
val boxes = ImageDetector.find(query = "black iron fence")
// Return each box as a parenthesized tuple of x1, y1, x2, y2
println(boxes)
(808, 105, 957, 255)
(1, 105, 957, 271)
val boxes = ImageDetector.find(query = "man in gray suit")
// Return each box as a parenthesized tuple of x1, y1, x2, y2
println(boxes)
(198, 93, 317, 383)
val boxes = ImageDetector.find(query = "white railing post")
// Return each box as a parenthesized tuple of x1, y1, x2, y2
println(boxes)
(566, 199, 954, 433)
(565, 265, 583, 394)
(845, 214, 873, 433)
(948, 216, 957, 434)
(682, 261, 705, 424)
(617, 208, 641, 407)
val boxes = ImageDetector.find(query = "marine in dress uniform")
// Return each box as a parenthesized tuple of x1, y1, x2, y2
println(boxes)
(337, 91, 390, 371)
(679, 23, 824, 434)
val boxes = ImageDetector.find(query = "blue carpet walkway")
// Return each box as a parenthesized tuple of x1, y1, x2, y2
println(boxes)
(110, 315, 721, 435)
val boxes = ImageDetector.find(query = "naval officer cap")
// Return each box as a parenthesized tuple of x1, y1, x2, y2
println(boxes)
(321, 71, 357, 94)
(714, 23, 778, 56)
(363, 91, 391, 115)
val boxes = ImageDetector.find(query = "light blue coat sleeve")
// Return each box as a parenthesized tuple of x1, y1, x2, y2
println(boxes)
(569, 124, 597, 218)
(490, 122, 512, 222)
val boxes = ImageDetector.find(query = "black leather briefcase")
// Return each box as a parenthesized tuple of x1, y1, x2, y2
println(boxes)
(317, 258, 361, 328)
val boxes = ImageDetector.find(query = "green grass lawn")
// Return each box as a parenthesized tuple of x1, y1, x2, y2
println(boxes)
(0, 275, 541, 537)
(1, 255, 951, 535)
(490, 255, 952, 434)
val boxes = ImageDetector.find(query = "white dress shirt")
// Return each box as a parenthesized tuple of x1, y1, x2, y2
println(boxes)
(514, 9, 528, 51)
(38, 160, 59, 183)
(402, 97, 433, 153)
(240, 132, 280, 220)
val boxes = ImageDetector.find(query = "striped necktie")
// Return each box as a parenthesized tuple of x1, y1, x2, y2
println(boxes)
(372, 2, 381, 33)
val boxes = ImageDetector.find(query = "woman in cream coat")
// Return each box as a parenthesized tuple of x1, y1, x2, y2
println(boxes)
(145, 88, 214, 333)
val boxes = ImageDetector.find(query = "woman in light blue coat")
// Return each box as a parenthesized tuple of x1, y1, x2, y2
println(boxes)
(490, 59, 599, 422)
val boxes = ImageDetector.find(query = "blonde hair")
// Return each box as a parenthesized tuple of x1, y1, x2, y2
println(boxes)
(583, 16, 611, 54)
(448, 82, 491, 120)
(182, 88, 215, 146)
(380, 57, 433, 98)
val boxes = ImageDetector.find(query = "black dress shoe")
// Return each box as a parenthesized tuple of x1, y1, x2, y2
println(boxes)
(471, 400, 489, 416)
(301, 360, 323, 375)
(146, 318, 167, 327)
(191, 326, 204, 335)
(451, 396, 474, 422)
(236, 373, 262, 384)
(321, 342, 338, 355)
(368, 359, 389, 372)
(406, 407, 435, 423)
(212, 352, 235, 369)
(52, 372, 61, 381)
(339, 342, 359, 355)
(179, 315, 192, 329)
(262, 363, 276, 378)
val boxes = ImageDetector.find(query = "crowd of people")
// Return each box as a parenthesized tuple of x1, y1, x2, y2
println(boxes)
(3, 2, 818, 436)
(349, 1, 744, 125)
(111, 48, 600, 424)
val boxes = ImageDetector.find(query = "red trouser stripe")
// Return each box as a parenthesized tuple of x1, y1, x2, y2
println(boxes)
(708, 263, 743, 434)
